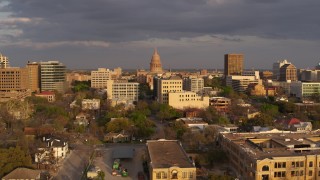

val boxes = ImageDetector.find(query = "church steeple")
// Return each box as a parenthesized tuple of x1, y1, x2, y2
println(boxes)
(150, 48, 163, 73)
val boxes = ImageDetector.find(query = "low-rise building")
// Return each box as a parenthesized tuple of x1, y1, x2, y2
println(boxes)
(219, 132, 320, 180)
(176, 117, 208, 131)
(290, 82, 320, 99)
(106, 80, 139, 106)
(82, 99, 100, 110)
(210, 97, 231, 112)
(146, 139, 196, 180)
(168, 91, 209, 109)
(35, 91, 56, 102)
(2, 168, 42, 180)
(74, 112, 90, 126)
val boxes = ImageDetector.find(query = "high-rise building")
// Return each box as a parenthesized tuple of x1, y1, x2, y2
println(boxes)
(156, 76, 183, 104)
(224, 54, 243, 76)
(106, 80, 139, 106)
(40, 61, 66, 93)
(0, 53, 10, 68)
(279, 64, 297, 82)
(91, 68, 112, 88)
(273, 59, 291, 80)
(150, 49, 163, 73)
(26, 62, 40, 92)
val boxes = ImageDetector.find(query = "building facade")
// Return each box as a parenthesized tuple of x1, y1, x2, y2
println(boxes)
(168, 91, 209, 109)
(273, 59, 291, 80)
(290, 82, 320, 99)
(40, 61, 66, 93)
(279, 64, 297, 82)
(156, 76, 183, 104)
(183, 77, 204, 94)
(219, 132, 320, 180)
(91, 68, 112, 88)
(106, 80, 139, 105)
(26, 62, 40, 92)
(0, 53, 10, 68)
(224, 54, 244, 76)
(146, 140, 196, 180)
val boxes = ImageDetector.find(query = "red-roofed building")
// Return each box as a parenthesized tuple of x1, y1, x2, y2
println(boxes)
(35, 91, 56, 102)
(275, 118, 312, 132)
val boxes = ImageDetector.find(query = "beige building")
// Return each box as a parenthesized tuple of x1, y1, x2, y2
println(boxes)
(146, 139, 196, 180)
(26, 62, 40, 92)
(168, 91, 209, 109)
(224, 54, 244, 76)
(226, 75, 261, 92)
(210, 97, 231, 112)
(156, 76, 183, 104)
(219, 132, 320, 180)
(106, 80, 139, 105)
(0, 53, 10, 68)
(91, 68, 112, 88)
(280, 64, 297, 82)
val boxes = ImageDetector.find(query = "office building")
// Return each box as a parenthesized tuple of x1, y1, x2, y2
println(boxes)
(0, 53, 10, 68)
(168, 91, 209, 109)
(183, 77, 204, 94)
(226, 75, 260, 92)
(156, 76, 183, 104)
(106, 80, 139, 106)
(224, 54, 244, 76)
(273, 59, 291, 80)
(40, 61, 66, 93)
(146, 139, 196, 180)
(26, 62, 40, 92)
(219, 132, 320, 180)
(150, 48, 163, 73)
(279, 64, 297, 82)
(290, 82, 320, 99)
(91, 68, 112, 88)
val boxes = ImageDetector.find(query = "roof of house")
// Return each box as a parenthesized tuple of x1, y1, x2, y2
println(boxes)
(36, 91, 55, 96)
(2, 168, 41, 179)
(147, 140, 194, 169)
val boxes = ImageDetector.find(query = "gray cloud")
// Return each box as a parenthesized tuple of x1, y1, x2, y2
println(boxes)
(0, 0, 319, 69)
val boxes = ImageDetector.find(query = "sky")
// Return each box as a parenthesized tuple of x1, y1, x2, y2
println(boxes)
(0, 0, 319, 70)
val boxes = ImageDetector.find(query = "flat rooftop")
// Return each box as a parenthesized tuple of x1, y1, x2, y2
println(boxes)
(222, 132, 320, 160)
(147, 140, 194, 169)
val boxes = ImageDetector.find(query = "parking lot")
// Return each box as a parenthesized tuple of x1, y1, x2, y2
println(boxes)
(94, 144, 147, 180)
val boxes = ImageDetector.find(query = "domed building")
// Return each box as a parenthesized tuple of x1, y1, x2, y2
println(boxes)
(150, 48, 163, 73)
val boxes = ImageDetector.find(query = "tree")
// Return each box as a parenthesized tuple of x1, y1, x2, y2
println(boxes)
(260, 103, 279, 117)
(106, 118, 132, 133)
(156, 104, 182, 121)
(0, 146, 32, 177)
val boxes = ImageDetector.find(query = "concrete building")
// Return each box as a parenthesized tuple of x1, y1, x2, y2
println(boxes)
(168, 91, 209, 109)
(0, 53, 10, 68)
(0, 67, 31, 102)
(300, 69, 320, 82)
(290, 82, 320, 99)
(219, 132, 320, 180)
(146, 139, 196, 180)
(2, 168, 42, 180)
(82, 99, 101, 110)
(273, 59, 291, 80)
(40, 61, 66, 93)
(26, 62, 40, 92)
(150, 48, 163, 73)
(156, 76, 183, 104)
(91, 68, 112, 88)
(280, 64, 297, 82)
(210, 97, 231, 112)
(176, 117, 208, 131)
(226, 75, 261, 93)
(183, 77, 204, 94)
(224, 54, 244, 76)
(106, 80, 139, 106)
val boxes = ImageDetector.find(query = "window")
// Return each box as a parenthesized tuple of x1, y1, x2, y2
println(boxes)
(309, 170, 313, 176)
(162, 172, 167, 179)
(189, 172, 193, 178)
(310, 161, 313, 167)
(274, 171, 286, 177)
(171, 170, 178, 179)
(275, 162, 286, 168)
(156, 172, 161, 179)
(182, 172, 187, 178)
(262, 165, 269, 171)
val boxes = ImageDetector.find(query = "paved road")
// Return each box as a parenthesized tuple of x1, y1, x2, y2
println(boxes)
(53, 144, 92, 180)
(150, 116, 166, 140)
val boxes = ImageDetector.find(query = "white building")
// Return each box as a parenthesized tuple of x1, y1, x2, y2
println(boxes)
(82, 99, 101, 110)
(226, 75, 260, 92)
(176, 117, 208, 130)
(35, 137, 68, 164)
(0, 53, 10, 68)
(183, 77, 204, 94)
(290, 82, 320, 99)
(106, 80, 139, 106)
(168, 91, 209, 109)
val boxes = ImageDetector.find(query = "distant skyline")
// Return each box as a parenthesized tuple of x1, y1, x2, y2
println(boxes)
(0, 0, 319, 70)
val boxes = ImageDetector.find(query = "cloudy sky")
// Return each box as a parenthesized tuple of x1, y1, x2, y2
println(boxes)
(0, 0, 319, 70)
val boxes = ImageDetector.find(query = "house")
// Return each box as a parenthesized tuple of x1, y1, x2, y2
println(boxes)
(176, 117, 208, 131)
(74, 112, 90, 126)
(2, 168, 42, 180)
(275, 118, 312, 132)
(104, 131, 130, 143)
(35, 136, 68, 165)
(35, 91, 56, 102)
(82, 99, 100, 110)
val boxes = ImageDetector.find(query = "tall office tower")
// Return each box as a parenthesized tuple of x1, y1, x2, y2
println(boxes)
(0, 53, 10, 68)
(183, 77, 204, 94)
(224, 54, 244, 76)
(279, 64, 297, 82)
(40, 61, 66, 93)
(272, 59, 291, 80)
(26, 62, 40, 92)
(150, 48, 163, 73)
(91, 68, 112, 88)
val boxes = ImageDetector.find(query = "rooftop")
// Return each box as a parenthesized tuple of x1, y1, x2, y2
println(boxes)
(222, 132, 320, 160)
(2, 168, 41, 179)
(147, 139, 194, 169)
